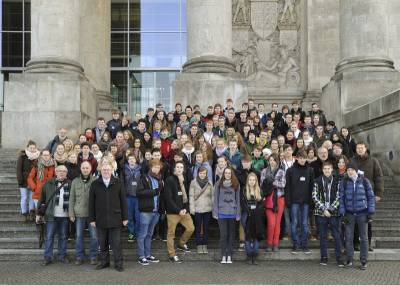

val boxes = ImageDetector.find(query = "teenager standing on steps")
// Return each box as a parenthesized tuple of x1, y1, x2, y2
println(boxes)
(213, 168, 241, 264)
(164, 161, 195, 263)
(189, 167, 213, 254)
(17, 140, 40, 222)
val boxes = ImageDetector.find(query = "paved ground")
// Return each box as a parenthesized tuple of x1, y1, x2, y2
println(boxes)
(0, 261, 399, 285)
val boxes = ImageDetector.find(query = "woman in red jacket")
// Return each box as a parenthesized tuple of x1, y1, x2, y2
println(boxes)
(27, 149, 55, 207)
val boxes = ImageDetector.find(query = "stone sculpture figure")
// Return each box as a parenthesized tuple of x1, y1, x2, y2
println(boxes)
(233, 0, 247, 23)
(280, 0, 296, 23)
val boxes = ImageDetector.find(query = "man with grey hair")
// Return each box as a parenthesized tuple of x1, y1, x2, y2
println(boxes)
(45, 128, 68, 155)
(38, 165, 71, 266)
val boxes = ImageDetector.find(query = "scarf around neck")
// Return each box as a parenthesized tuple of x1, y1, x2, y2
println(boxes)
(37, 157, 55, 181)
(216, 146, 227, 157)
(196, 176, 209, 189)
(54, 152, 68, 164)
(25, 149, 40, 160)
(223, 179, 232, 188)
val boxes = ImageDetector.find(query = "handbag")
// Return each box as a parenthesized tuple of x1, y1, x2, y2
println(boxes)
(37, 181, 66, 216)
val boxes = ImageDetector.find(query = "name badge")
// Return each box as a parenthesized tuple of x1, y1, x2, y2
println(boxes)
(131, 182, 137, 186)
(177, 191, 183, 196)
(250, 205, 256, 210)
(300, 177, 306, 181)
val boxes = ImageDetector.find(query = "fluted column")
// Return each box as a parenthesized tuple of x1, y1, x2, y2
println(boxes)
(26, 0, 83, 74)
(336, 0, 394, 74)
(183, 0, 236, 73)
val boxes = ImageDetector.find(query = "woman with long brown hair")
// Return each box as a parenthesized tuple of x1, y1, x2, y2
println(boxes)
(212, 167, 241, 264)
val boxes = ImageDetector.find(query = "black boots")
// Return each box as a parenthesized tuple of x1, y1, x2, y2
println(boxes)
(246, 253, 258, 265)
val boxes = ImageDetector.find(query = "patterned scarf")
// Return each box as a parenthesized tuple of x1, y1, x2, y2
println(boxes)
(37, 157, 55, 181)
(53, 152, 68, 165)
(55, 181, 70, 211)
(25, 149, 40, 160)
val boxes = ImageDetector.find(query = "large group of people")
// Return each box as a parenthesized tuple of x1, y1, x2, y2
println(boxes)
(16, 99, 383, 272)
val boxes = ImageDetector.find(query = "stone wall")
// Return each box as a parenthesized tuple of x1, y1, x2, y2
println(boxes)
(388, 0, 400, 71)
(345, 90, 400, 176)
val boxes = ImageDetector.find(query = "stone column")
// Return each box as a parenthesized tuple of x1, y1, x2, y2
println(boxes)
(26, 0, 83, 74)
(336, 0, 394, 74)
(80, 0, 112, 119)
(183, 0, 236, 73)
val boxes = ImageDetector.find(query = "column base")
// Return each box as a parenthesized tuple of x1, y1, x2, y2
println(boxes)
(182, 55, 236, 73)
(335, 56, 394, 75)
(172, 73, 248, 111)
(1, 72, 97, 149)
(26, 56, 84, 75)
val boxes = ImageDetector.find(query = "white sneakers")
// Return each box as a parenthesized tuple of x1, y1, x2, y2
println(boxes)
(220, 256, 232, 264)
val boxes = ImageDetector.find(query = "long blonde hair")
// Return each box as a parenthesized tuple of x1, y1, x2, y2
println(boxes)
(245, 173, 262, 201)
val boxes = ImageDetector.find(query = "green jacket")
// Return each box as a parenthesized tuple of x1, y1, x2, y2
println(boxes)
(39, 178, 71, 222)
(69, 175, 96, 218)
(252, 156, 267, 172)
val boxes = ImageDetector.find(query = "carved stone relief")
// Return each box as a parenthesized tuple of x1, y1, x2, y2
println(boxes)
(232, 0, 250, 25)
(233, 0, 302, 88)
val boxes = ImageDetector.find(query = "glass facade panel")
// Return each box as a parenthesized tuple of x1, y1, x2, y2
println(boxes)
(111, 0, 186, 116)
(2, 32, 23, 67)
(111, 71, 128, 112)
(1, 0, 23, 31)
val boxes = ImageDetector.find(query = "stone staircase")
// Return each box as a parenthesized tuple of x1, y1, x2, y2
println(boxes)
(0, 148, 399, 262)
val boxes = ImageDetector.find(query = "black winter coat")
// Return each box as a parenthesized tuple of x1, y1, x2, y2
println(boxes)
(241, 190, 266, 241)
(89, 176, 128, 228)
(136, 174, 164, 213)
(17, 151, 36, 187)
(285, 162, 314, 207)
(163, 175, 188, 214)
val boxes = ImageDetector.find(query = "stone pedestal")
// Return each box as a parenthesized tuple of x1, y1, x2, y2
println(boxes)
(172, 73, 248, 112)
(1, 0, 100, 148)
(322, 0, 400, 122)
(2, 73, 97, 149)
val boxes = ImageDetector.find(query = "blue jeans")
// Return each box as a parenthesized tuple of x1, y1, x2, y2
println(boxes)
(290, 203, 309, 249)
(75, 217, 98, 260)
(44, 217, 69, 260)
(194, 212, 212, 245)
(316, 215, 342, 261)
(20, 187, 34, 214)
(345, 213, 368, 263)
(127, 196, 140, 236)
(137, 212, 159, 259)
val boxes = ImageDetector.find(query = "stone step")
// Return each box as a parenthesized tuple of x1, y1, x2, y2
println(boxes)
(372, 219, 400, 227)
(1, 248, 400, 262)
(0, 202, 22, 210)
(0, 194, 20, 202)
(373, 237, 400, 249)
(372, 227, 400, 237)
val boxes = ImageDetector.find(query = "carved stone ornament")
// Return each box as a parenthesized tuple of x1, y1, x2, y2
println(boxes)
(233, 0, 249, 25)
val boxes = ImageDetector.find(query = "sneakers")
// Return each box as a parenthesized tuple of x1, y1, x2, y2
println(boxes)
(238, 242, 245, 252)
(360, 261, 368, 270)
(265, 247, 272, 253)
(302, 247, 312, 254)
(220, 256, 227, 264)
(337, 261, 345, 268)
(272, 246, 280, 252)
(138, 258, 149, 266)
(197, 245, 204, 254)
(127, 234, 135, 243)
(226, 256, 233, 264)
(345, 261, 353, 268)
(319, 258, 328, 266)
(203, 245, 209, 254)
(74, 259, 83, 265)
(291, 247, 300, 254)
(146, 256, 160, 263)
(41, 259, 51, 266)
(59, 257, 70, 264)
(177, 244, 191, 253)
(169, 255, 182, 264)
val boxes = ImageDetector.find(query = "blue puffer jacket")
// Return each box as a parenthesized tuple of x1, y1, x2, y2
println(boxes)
(339, 174, 375, 215)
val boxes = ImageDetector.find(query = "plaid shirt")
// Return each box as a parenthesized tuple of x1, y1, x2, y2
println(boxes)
(312, 176, 340, 216)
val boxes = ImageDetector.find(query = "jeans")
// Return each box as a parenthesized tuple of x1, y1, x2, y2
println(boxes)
(97, 227, 123, 267)
(127, 196, 140, 236)
(20, 187, 34, 214)
(75, 217, 98, 260)
(44, 217, 69, 260)
(283, 206, 291, 237)
(290, 203, 309, 249)
(137, 212, 159, 259)
(316, 215, 342, 261)
(194, 212, 212, 245)
(218, 218, 236, 257)
(345, 213, 368, 263)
